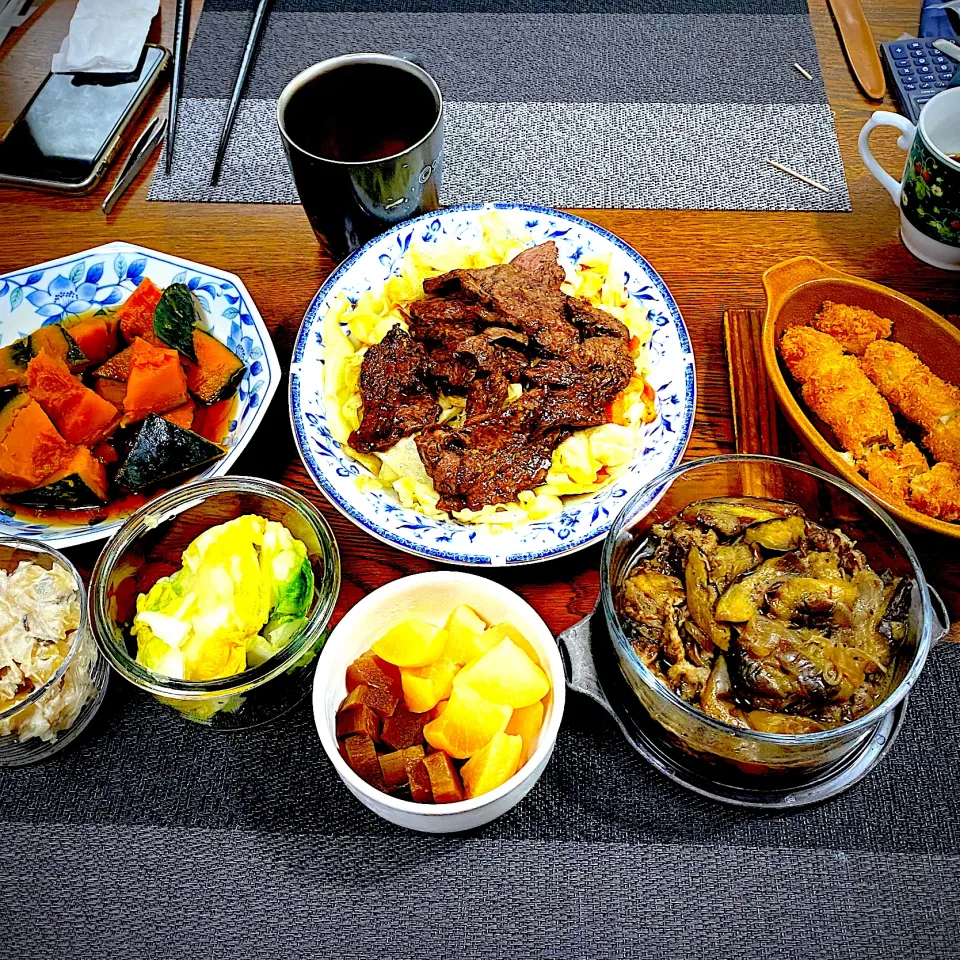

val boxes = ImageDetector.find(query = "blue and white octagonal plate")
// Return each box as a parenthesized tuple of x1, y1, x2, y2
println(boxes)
(0, 241, 279, 549)
(290, 203, 695, 567)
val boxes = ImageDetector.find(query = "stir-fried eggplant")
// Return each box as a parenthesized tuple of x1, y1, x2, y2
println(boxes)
(616, 496, 908, 732)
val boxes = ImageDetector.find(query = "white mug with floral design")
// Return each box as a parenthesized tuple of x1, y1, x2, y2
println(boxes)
(858, 87, 960, 271)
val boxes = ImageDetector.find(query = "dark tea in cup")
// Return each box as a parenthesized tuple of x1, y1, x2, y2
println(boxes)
(277, 54, 443, 261)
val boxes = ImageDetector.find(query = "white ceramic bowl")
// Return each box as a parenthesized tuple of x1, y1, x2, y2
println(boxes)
(312, 571, 565, 833)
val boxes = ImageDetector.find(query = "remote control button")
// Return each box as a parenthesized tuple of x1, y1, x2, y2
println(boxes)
(914, 58, 928, 65)
(916, 97, 933, 109)
(937, 64, 952, 72)
(908, 41, 922, 49)
(917, 66, 932, 74)
(910, 49, 925, 58)
(919, 83, 935, 90)
(898, 67, 913, 76)
(891, 44, 907, 56)
(932, 56, 947, 63)
(935, 81, 949, 88)
(904, 83, 918, 90)
(895, 58, 910, 66)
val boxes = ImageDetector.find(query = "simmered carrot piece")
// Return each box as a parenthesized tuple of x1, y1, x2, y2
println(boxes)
(27, 352, 120, 445)
(116, 277, 162, 345)
(122, 337, 189, 426)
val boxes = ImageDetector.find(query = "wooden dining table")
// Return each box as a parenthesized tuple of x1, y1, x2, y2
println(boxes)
(0, 0, 957, 633)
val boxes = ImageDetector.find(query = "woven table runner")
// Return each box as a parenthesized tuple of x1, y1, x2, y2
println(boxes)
(4, 640, 959, 959)
(148, 0, 851, 212)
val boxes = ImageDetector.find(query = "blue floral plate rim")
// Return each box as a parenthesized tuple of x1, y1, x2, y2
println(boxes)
(289, 202, 696, 567)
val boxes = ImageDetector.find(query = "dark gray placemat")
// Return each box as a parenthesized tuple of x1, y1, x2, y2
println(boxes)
(148, 0, 850, 212)
(3, 640, 959, 959)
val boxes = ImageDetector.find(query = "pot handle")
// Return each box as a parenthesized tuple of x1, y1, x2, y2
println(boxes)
(929, 585, 952, 644)
(761, 256, 852, 321)
(557, 603, 617, 718)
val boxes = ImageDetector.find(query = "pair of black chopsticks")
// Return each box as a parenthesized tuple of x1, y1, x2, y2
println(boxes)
(165, 0, 272, 184)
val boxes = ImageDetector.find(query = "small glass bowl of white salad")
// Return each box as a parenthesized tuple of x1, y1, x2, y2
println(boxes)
(0, 538, 109, 765)
(90, 476, 341, 729)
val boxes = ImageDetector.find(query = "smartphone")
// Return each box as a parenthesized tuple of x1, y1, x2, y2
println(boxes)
(0, 44, 169, 194)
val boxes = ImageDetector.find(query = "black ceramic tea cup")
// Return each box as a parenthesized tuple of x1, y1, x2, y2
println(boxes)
(277, 53, 444, 262)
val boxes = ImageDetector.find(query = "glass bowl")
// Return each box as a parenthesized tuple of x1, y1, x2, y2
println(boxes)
(90, 477, 341, 729)
(0, 538, 108, 766)
(600, 454, 944, 777)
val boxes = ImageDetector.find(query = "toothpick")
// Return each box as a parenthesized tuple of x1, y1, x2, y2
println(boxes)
(766, 160, 830, 193)
(793, 62, 814, 81)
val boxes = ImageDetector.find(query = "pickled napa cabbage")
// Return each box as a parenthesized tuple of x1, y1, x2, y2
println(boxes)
(133, 514, 314, 681)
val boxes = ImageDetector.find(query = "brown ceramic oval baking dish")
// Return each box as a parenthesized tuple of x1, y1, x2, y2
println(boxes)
(761, 255, 960, 540)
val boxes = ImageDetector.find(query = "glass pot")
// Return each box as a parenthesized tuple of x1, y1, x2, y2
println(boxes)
(90, 477, 340, 729)
(595, 455, 947, 783)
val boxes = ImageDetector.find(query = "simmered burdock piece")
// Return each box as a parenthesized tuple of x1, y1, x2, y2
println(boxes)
(378, 749, 409, 791)
(401, 745, 432, 803)
(381, 705, 429, 751)
(336, 703, 381, 741)
(342, 735, 386, 790)
(341, 682, 399, 720)
(345, 652, 402, 697)
(422, 751, 465, 804)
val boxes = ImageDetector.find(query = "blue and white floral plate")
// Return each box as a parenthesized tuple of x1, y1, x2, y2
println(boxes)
(290, 203, 695, 566)
(0, 242, 279, 548)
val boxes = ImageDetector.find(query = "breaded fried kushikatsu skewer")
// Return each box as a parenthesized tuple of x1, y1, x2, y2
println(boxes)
(909, 463, 960, 522)
(860, 340, 960, 429)
(812, 301, 892, 356)
(779, 326, 902, 459)
(860, 442, 929, 503)
(861, 340, 960, 468)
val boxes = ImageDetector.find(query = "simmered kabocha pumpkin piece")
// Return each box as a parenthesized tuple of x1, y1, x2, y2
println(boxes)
(122, 337, 189, 426)
(94, 377, 127, 412)
(116, 277, 163, 345)
(114, 415, 225, 492)
(62, 315, 112, 366)
(5, 447, 108, 508)
(153, 283, 199, 360)
(185, 329, 246, 404)
(26, 352, 119, 445)
(92, 343, 135, 381)
(0, 396, 75, 493)
(161, 399, 197, 431)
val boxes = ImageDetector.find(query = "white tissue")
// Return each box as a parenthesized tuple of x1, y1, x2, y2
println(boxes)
(51, 0, 159, 74)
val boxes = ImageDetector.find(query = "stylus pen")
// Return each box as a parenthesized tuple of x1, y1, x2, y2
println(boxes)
(210, 0, 272, 185)
(165, 0, 189, 175)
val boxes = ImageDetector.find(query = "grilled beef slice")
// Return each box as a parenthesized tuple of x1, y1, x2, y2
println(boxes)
(348, 324, 441, 454)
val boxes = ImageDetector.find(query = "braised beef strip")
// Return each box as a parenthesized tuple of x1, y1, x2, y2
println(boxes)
(347, 241, 638, 510)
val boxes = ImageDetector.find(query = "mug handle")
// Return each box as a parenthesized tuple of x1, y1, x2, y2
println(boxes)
(858, 111, 917, 204)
